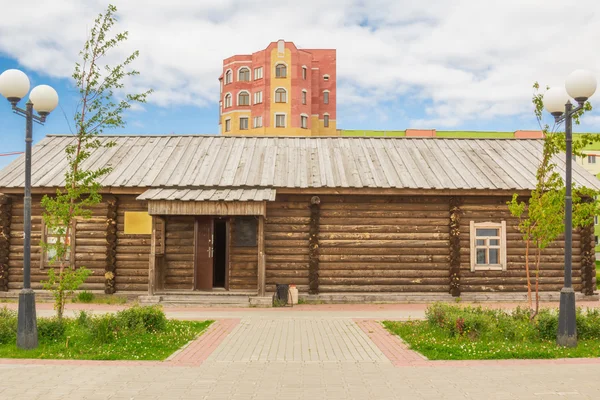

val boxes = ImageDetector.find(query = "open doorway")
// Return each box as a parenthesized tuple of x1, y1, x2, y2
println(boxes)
(213, 219, 228, 288)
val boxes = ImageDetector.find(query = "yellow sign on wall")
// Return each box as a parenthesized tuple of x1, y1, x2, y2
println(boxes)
(124, 212, 152, 235)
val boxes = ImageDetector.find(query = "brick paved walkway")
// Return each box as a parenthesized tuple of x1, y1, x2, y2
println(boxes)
(2, 305, 600, 399)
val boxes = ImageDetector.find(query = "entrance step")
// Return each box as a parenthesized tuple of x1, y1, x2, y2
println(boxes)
(139, 291, 258, 307)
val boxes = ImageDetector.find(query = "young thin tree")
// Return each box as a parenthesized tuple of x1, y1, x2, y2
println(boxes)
(508, 83, 599, 319)
(41, 4, 152, 319)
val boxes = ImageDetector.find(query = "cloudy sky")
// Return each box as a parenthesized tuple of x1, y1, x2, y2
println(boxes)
(1, 0, 600, 169)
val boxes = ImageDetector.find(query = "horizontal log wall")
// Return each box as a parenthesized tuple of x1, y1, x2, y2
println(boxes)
(163, 216, 194, 290)
(229, 218, 258, 291)
(318, 195, 450, 293)
(265, 195, 311, 293)
(115, 196, 150, 292)
(460, 196, 582, 293)
(9, 195, 108, 291)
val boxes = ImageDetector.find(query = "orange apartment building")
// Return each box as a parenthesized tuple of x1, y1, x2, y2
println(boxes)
(219, 40, 337, 136)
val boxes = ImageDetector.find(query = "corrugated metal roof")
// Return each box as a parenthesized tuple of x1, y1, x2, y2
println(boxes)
(1, 135, 599, 191)
(137, 187, 276, 201)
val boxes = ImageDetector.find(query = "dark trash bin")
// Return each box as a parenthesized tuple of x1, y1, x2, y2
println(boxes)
(275, 284, 289, 305)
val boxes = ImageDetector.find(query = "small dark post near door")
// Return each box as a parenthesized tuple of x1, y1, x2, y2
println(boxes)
(194, 217, 214, 290)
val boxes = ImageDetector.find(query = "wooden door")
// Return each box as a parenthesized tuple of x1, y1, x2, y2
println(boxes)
(194, 217, 213, 290)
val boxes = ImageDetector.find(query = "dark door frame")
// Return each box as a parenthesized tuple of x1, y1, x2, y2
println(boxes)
(193, 216, 214, 291)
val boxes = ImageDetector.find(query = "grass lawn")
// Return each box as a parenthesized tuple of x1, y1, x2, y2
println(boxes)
(0, 306, 212, 360)
(383, 304, 600, 360)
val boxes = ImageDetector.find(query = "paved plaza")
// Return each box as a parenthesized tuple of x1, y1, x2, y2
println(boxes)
(1, 303, 600, 399)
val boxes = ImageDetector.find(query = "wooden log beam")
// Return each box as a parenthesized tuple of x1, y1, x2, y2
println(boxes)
(0, 194, 12, 292)
(308, 196, 320, 294)
(449, 197, 461, 297)
(105, 196, 117, 294)
(580, 223, 596, 295)
(257, 215, 266, 297)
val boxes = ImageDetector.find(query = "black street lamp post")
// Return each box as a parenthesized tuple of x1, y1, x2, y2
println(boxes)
(0, 69, 59, 350)
(543, 69, 597, 347)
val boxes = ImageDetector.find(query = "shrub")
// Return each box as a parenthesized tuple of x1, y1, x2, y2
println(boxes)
(116, 306, 167, 333)
(577, 308, 600, 340)
(37, 318, 66, 342)
(76, 310, 90, 327)
(89, 314, 120, 344)
(75, 291, 95, 303)
(0, 308, 17, 344)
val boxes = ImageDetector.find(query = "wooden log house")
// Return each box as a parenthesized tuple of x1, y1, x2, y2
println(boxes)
(0, 135, 598, 298)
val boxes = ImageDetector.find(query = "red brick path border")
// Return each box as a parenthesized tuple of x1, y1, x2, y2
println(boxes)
(167, 319, 240, 366)
(355, 319, 600, 367)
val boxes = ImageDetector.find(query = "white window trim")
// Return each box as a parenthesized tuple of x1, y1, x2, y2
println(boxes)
(224, 92, 232, 108)
(224, 118, 231, 132)
(239, 116, 249, 130)
(224, 68, 233, 84)
(302, 66, 307, 80)
(589, 155, 596, 164)
(301, 89, 307, 104)
(254, 67, 263, 80)
(237, 90, 250, 106)
(254, 91, 263, 104)
(323, 90, 330, 104)
(274, 62, 288, 78)
(323, 74, 330, 81)
(274, 87, 287, 103)
(274, 112, 287, 128)
(469, 221, 507, 272)
(253, 116, 263, 128)
(237, 67, 251, 82)
(300, 113, 308, 129)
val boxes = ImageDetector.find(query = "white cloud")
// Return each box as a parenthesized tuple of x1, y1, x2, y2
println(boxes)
(1, 0, 599, 129)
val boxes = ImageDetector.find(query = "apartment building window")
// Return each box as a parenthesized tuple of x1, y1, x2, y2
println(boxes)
(224, 93, 232, 108)
(302, 66, 307, 80)
(302, 90, 307, 105)
(323, 74, 330, 81)
(301, 115, 308, 129)
(275, 114, 286, 128)
(323, 90, 329, 104)
(238, 67, 250, 82)
(239, 117, 249, 130)
(254, 67, 263, 80)
(253, 116, 263, 128)
(238, 91, 250, 106)
(225, 119, 231, 132)
(225, 69, 232, 84)
(469, 221, 507, 271)
(324, 114, 330, 127)
(589, 155, 596, 164)
(275, 64, 287, 78)
(275, 88, 287, 103)
(254, 91, 263, 104)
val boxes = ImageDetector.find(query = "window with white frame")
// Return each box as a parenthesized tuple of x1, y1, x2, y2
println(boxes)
(275, 64, 287, 78)
(224, 93, 232, 108)
(225, 69, 233, 84)
(323, 74, 330, 81)
(469, 221, 507, 271)
(254, 91, 263, 104)
(275, 114, 286, 128)
(238, 67, 250, 82)
(254, 67, 263, 80)
(301, 115, 308, 129)
(253, 116, 263, 128)
(302, 90, 307, 105)
(225, 119, 231, 132)
(589, 155, 596, 164)
(302, 66, 307, 80)
(238, 91, 250, 106)
(275, 88, 287, 103)
(324, 114, 330, 127)
(323, 90, 329, 104)
(239, 117, 249, 130)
